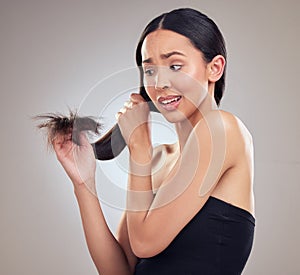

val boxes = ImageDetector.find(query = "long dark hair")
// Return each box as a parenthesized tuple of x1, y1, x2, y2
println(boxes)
(93, 8, 227, 160)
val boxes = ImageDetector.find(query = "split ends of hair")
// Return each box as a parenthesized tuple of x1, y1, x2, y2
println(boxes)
(33, 110, 102, 149)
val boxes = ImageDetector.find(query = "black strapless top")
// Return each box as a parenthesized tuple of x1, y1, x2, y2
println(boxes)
(134, 196, 255, 275)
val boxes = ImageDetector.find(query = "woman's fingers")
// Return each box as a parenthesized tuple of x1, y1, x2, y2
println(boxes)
(115, 93, 149, 126)
(78, 132, 94, 151)
(52, 133, 70, 148)
(52, 133, 79, 164)
(117, 93, 146, 117)
(78, 131, 88, 145)
(115, 93, 150, 146)
(115, 102, 133, 120)
(124, 100, 134, 109)
(130, 93, 145, 103)
(52, 133, 63, 145)
(115, 111, 123, 120)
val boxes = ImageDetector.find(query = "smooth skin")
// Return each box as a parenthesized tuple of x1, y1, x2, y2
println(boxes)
(53, 30, 255, 274)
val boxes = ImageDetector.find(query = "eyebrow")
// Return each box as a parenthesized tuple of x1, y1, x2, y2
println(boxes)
(142, 51, 186, 64)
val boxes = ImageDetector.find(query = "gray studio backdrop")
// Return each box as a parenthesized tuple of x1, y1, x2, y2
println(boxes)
(1, 0, 299, 274)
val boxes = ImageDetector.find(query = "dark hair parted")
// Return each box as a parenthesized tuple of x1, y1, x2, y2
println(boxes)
(36, 8, 227, 160)
(93, 8, 227, 160)
(136, 8, 227, 108)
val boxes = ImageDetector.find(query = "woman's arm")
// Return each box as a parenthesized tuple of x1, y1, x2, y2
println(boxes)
(116, 212, 139, 273)
(121, 109, 242, 258)
(74, 184, 134, 275)
(52, 132, 134, 274)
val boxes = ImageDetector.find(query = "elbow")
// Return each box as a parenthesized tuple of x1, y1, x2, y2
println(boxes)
(131, 238, 162, 258)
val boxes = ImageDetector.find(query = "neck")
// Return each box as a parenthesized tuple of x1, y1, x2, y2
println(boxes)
(175, 92, 217, 152)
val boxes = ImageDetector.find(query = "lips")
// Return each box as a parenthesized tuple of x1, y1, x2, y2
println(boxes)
(157, 95, 182, 111)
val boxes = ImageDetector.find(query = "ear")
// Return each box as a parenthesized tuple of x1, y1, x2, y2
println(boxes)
(207, 55, 226, 83)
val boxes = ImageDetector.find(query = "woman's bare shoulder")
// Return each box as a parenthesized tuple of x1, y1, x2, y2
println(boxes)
(197, 109, 253, 163)
(211, 110, 254, 165)
(218, 110, 253, 144)
(202, 110, 252, 141)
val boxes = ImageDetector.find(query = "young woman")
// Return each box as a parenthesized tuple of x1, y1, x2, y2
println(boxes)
(42, 8, 255, 275)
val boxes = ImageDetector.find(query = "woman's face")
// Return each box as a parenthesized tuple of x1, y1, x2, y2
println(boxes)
(141, 29, 211, 125)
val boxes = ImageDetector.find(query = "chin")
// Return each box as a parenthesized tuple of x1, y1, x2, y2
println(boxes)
(159, 110, 188, 124)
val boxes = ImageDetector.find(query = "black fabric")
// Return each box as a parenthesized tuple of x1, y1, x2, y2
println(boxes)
(134, 196, 255, 275)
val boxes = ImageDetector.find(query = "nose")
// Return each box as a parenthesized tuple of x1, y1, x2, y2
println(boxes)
(155, 67, 170, 90)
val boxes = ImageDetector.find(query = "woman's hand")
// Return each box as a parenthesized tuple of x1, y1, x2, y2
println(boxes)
(116, 93, 151, 150)
(52, 131, 97, 194)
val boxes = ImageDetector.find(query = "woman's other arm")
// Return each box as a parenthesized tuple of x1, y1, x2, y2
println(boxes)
(74, 184, 136, 275)
(53, 132, 135, 274)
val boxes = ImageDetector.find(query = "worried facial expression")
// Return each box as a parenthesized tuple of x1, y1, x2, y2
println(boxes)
(141, 29, 212, 125)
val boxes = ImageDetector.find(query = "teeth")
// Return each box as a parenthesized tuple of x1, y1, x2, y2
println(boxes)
(161, 96, 181, 105)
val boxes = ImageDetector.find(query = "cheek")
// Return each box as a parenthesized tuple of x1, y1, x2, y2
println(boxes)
(171, 71, 207, 104)
(143, 74, 156, 96)
(144, 85, 156, 101)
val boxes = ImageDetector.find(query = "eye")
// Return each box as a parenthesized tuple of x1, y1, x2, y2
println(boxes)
(144, 67, 155, 76)
(170, 64, 182, 71)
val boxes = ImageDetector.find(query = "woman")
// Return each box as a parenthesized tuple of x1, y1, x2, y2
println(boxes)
(42, 8, 255, 275)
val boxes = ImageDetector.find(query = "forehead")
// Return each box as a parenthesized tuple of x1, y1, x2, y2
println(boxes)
(141, 29, 195, 59)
